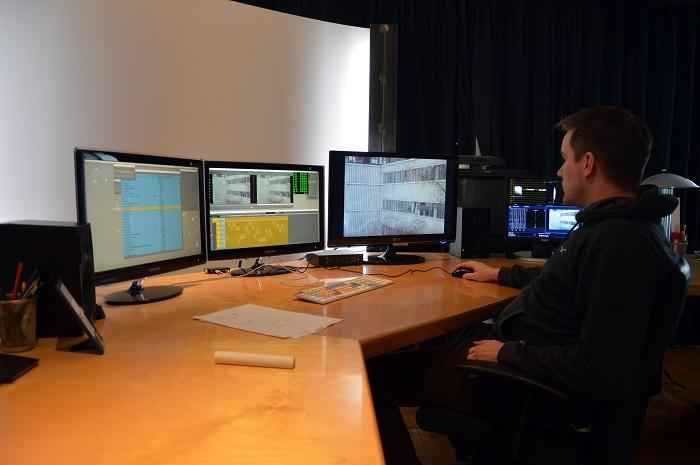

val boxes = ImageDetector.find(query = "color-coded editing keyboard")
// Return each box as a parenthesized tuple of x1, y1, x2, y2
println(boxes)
(296, 275, 393, 304)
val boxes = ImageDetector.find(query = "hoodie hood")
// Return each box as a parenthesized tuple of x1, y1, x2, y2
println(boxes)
(575, 185, 678, 224)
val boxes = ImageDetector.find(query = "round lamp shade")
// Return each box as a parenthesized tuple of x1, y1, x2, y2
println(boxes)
(642, 173, 699, 189)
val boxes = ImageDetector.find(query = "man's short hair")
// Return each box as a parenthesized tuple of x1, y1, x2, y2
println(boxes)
(556, 106, 652, 192)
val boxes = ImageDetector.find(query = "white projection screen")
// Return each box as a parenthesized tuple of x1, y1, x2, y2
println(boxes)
(0, 0, 369, 223)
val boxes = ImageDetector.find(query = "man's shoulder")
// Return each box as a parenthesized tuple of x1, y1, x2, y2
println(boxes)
(581, 217, 658, 244)
(577, 217, 668, 263)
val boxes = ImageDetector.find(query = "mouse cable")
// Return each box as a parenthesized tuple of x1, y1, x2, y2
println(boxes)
(171, 273, 236, 286)
(330, 266, 452, 279)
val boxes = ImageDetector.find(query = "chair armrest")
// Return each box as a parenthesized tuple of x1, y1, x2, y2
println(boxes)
(457, 360, 569, 401)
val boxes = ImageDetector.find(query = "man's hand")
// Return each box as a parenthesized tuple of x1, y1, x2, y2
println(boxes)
(467, 340, 504, 362)
(455, 260, 500, 282)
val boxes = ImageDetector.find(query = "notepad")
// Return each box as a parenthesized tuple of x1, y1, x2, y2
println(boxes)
(193, 304, 342, 338)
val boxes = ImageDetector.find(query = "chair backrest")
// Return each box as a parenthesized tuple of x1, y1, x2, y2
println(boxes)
(643, 255, 690, 397)
(586, 255, 690, 465)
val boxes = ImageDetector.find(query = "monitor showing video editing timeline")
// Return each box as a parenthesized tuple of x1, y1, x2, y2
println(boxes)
(328, 151, 457, 264)
(204, 161, 324, 260)
(506, 178, 580, 241)
(75, 149, 206, 305)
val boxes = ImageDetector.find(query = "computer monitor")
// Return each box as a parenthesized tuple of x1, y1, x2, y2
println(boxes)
(505, 177, 580, 256)
(328, 151, 457, 264)
(75, 149, 206, 305)
(204, 161, 324, 261)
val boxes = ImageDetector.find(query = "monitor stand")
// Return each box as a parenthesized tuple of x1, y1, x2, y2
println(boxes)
(104, 280, 183, 305)
(364, 245, 426, 265)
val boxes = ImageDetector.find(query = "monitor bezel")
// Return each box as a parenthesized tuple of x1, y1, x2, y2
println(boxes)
(327, 150, 457, 248)
(204, 160, 325, 261)
(75, 148, 207, 286)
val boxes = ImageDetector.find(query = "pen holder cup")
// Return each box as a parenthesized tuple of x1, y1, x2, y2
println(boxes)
(0, 295, 38, 353)
(673, 240, 688, 258)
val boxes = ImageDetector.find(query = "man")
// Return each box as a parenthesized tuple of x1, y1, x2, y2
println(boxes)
(367, 106, 684, 465)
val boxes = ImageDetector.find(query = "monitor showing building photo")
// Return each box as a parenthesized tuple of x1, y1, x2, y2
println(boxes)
(343, 157, 447, 237)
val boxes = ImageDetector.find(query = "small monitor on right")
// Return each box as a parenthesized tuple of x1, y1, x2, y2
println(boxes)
(506, 178, 580, 256)
(328, 151, 457, 264)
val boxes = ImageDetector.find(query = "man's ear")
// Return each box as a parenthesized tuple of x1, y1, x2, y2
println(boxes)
(582, 152, 596, 178)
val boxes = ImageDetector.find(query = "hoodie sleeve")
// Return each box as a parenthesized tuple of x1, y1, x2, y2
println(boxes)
(497, 265, 543, 289)
(497, 229, 658, 399)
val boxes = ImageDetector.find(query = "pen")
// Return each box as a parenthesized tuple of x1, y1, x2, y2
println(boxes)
(22, 277, 41, 299)
(21, 270, 39, 291)
(11, 262, 23, 299)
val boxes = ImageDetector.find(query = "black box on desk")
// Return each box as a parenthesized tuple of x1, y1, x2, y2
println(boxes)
(449, 207, 491, 258)
(306, 250, 364, 267)
(0, 221, 98, 337)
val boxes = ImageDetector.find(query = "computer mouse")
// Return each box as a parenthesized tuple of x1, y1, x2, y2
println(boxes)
(451, 266, 475, 278)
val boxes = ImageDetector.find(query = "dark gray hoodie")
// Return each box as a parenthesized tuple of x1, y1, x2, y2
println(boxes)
(493, 185, 686, 399)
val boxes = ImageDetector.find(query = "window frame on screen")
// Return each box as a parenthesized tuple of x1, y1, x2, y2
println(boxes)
(327, 150, 457, 248)
(74, 148, 207, 286)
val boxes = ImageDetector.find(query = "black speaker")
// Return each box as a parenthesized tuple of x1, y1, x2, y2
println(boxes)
(0, 221, 99, 337)
(449, 208, 491, 258)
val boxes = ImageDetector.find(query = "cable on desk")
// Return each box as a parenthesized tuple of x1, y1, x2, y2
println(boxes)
(175, 261, 449, 285)
(171, 274, 235, 286)
(290, 262, 312, 273)
(333, 266, 452, 279)
(231, 262, 311, 278)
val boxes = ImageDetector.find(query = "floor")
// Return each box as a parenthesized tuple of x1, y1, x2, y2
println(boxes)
(401, 347, 700, 465)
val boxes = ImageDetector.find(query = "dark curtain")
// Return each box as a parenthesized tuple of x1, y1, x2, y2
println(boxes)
(391, 1, 462, 155)
(461, 0, 700, 250)
(232, 0, 700, 249)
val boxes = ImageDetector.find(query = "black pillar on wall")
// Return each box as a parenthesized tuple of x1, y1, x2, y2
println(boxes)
(369, 24, 399, 153)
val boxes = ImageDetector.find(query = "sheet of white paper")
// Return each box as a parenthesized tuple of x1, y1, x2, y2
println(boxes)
(193, 304, 343, 338)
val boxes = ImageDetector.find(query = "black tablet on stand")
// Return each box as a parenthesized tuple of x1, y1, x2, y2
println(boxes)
(56, 279, 105, 355)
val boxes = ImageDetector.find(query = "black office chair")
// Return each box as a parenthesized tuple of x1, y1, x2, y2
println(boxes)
(417, 258, 690, 465)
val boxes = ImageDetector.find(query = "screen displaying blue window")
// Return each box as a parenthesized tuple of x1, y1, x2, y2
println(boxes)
(121, 173, 184, 257)
(80, 154, 203, 275)
(507, 205, 579, 240)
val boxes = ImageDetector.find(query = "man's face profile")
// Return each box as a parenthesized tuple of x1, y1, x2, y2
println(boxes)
(557, 130, 586, 207)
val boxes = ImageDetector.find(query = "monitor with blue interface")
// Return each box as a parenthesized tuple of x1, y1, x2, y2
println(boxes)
(75, 149, 206, 305)
(506, 177, 580, 244)
(328, 151, 457, 264)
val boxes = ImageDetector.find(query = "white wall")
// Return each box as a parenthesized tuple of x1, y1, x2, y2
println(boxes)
(0, 0, 369, 223)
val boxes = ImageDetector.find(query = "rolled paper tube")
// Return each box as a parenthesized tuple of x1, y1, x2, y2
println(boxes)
(214, 351, 295, 369)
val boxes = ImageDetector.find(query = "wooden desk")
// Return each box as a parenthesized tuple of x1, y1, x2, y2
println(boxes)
(1, 333, 384, 465)
(0, 253, 522, 465)
(92, 254, 519, 358)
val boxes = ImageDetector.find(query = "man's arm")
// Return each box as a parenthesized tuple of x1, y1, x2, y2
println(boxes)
(455, 260, 542, 288)
(495, 234, 658, 399)
(497, 265, 543, 289)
